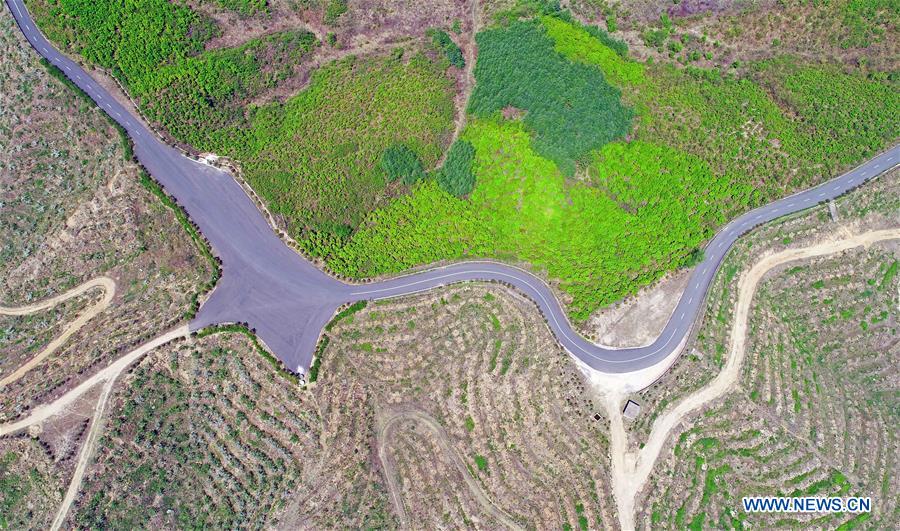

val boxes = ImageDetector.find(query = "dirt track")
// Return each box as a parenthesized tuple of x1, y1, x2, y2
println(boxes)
(606, 228, 900, 530)
(377, 408, 523, 530)
(0, 324, 188, 529)
(0, 276, 115, 387)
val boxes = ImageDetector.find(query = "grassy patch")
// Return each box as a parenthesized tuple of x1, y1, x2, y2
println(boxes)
(306, 335, 330, 383)
(214, 0, 268, 16)
(878, 260, 897, 291)
(235, 55, 454, 253)
(325, 301, 368, 332)
(473, 454, 488, 472)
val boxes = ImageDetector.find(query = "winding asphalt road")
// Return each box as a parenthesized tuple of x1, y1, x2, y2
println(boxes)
(7, 0, 899, 374)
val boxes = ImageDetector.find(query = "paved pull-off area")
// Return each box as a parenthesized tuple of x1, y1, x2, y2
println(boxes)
(7, 0, 899, 374)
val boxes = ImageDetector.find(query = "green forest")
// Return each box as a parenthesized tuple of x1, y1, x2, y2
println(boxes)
(469, 19, 633, 175)
(26, 1, 899, 320)
(329, 14, 899, 319)
(27, 0, 456, 248)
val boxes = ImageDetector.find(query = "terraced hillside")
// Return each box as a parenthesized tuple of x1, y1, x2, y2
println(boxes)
(316, 284, 617, 528)
(633, 170, 900, 444)
(0, 3, 210, 422)
(69, 333, 341, 528)
(63, 282, 617, 528)
(631, 171, 899, 529)
(640, 240, 899, 528)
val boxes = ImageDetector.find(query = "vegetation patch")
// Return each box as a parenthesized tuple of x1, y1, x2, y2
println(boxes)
(213, 0, 268, 16)
(436, 140, 476, 197)
(0, 444, 61, 530)
(427, 28, 465, 68)
(329, 14, 897, 319)
(226, 55, 455, 255)
(468, 19, 633, 175)
(27, 0, 457, 254)
(331, 119, 736, 319)
(381, 144, 426, 185)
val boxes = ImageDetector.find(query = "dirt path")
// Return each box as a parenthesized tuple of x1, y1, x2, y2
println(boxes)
(377, 408, 522, 530)
(0, 325, 188, 436)
(49, 379, 113, 531)
(604, 228, 900, 530)
(0, 324, 189, 528)
(0, 276, 115, 387)
(435, 0, 480, 169)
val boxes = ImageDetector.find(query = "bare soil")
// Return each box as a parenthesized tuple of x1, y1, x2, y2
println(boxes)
(585, 269, 690, 348)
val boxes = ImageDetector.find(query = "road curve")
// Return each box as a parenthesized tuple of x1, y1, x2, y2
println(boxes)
(0, 276, 115, 387)
(7, 0, 899, 374)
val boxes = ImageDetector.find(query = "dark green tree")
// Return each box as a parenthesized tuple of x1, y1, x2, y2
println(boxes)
(381, 144, 426, 185)
(437, 140, 476, 197)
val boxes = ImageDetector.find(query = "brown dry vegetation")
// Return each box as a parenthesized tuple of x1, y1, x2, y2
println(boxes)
(195, 0, 470, 49)
(565, 0, 898, 72)
(628, 170, 899, 528)
(59, 282, 617, 528)
(190, 0, 473, 104)
(0, 4, 210, 421)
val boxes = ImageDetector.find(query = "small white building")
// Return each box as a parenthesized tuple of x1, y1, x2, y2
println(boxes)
(623, 400, 641, 420)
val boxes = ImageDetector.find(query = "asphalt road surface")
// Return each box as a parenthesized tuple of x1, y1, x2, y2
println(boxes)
(8, 0, 899, 374)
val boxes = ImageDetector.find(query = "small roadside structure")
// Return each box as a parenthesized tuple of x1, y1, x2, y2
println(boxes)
(623, 400, 641, 420)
